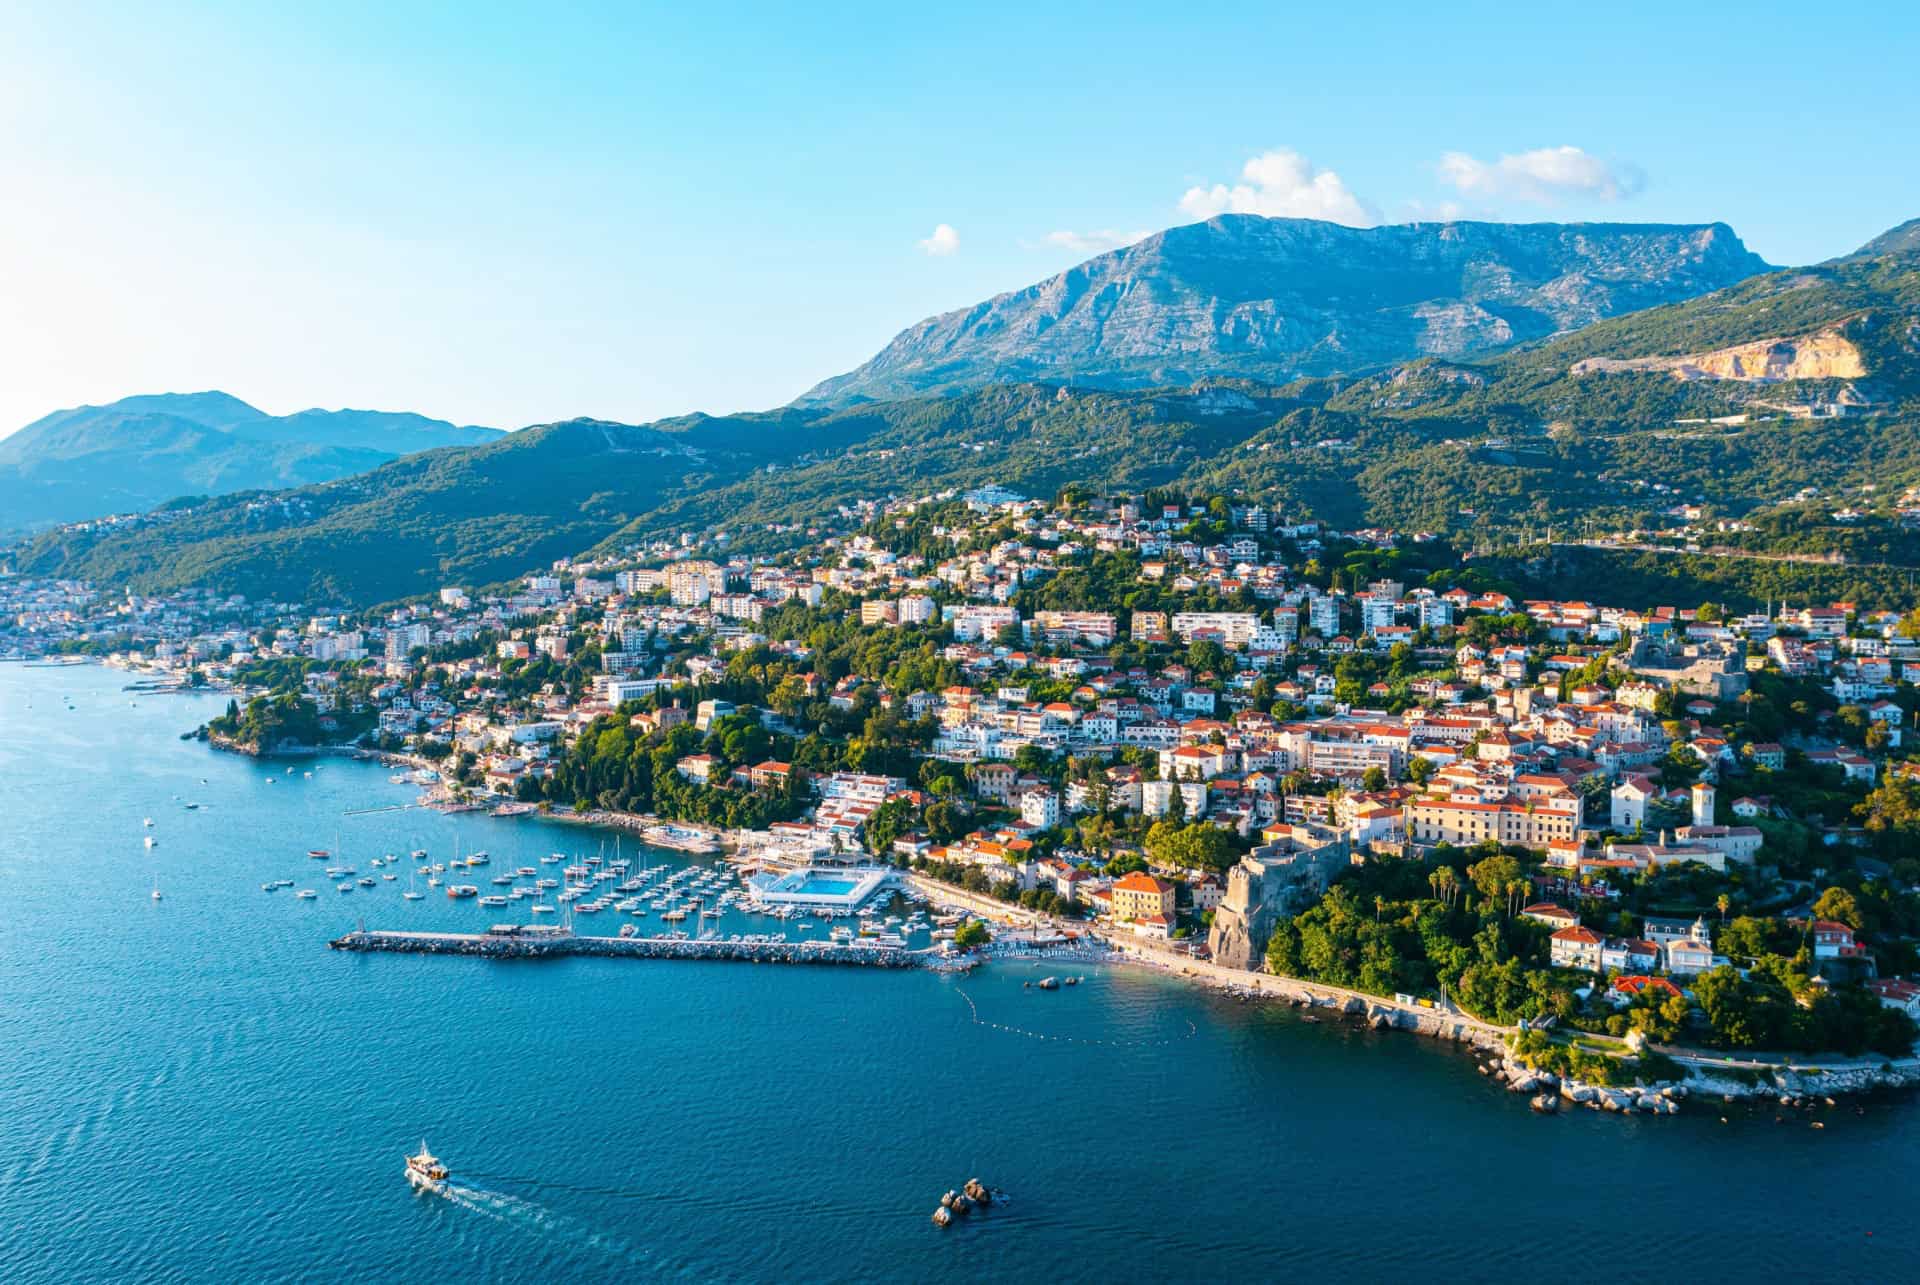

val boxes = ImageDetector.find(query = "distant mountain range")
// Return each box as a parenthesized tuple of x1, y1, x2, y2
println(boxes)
(798, 216, 1772, 404)
(11, 216, 1920, 610)
(0, 391, 499, 534)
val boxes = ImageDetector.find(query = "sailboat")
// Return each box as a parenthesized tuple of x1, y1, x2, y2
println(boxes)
(150, 872, 162, 901)
(404, 866, 425, 900)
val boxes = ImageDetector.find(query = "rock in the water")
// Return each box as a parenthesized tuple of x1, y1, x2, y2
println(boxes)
(932, 1206, 952, 1228)
(1530, 1093, 1560, 1114)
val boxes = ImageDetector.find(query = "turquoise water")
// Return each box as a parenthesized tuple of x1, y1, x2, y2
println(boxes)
(1, 662, 1916, 1282)
(784, 873, 859, 896)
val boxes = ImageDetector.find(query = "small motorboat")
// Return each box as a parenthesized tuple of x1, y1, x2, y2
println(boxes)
(405, 1142, 448, 1191)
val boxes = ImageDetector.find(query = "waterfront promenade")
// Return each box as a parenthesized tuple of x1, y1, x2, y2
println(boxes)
(1105, 937, 1512, 1048)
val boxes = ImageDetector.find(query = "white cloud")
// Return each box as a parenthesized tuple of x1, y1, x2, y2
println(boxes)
(1044, 228, 1151, 254)
(1436, 146, 1644, 204)
(917, 223, 960, 256)
(1178, 149, 1375, 227)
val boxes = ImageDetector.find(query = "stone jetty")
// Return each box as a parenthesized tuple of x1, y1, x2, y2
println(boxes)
(329, 927, 929, 968)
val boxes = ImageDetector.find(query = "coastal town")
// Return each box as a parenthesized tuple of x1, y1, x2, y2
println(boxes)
(7, 482, 1920, 1105)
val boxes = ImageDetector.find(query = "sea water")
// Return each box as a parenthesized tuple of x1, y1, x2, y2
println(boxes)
(1, 663, 1914, 1282)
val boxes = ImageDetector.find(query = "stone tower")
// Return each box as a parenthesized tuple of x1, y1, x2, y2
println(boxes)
(1690, 780, 1716, 829)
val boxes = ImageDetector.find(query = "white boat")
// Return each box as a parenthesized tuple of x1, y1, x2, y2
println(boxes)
(296, 889, 318, 899)
(151, 874, 162, 901)
(144, 835, 156, 849)
(405, 1142, 448, 1191)
(530, 904, 554, 915)
(403, 891, 425, 901)
(143, 817, 154, 828)
(478, 895, 508, 908)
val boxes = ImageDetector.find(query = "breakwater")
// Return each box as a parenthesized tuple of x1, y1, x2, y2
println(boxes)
(328, 927, 930, 967)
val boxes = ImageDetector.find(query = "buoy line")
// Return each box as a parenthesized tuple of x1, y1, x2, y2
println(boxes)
(956, 987, 1197, 1047)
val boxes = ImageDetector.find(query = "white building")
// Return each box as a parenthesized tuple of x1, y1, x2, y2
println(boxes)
(1020, 788, 1062, 829)
(1170, 612, 1258, 648)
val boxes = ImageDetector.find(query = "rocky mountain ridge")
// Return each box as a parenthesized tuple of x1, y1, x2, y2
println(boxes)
(799, 215, 1772, 404)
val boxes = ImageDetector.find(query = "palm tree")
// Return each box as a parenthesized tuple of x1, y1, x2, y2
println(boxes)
(1717, 893, 1731, 924)
(1374, 894, 1386, 924)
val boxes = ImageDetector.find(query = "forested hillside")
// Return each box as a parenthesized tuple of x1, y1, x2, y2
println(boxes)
(13, 225, 1919, 609)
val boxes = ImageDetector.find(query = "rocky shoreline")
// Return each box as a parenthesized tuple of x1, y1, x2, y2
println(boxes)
(1104, 943, 1920, 1118)
(1485, 1049, 1920, 1116)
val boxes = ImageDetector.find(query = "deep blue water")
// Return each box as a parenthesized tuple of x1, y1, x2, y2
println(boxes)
(1, 662, 1915, 1283)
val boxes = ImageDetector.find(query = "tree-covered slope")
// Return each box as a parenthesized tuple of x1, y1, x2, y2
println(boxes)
(14, 221, 1918, 609)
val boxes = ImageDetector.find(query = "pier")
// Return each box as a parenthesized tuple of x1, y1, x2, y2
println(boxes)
(328, 927, 936, 968)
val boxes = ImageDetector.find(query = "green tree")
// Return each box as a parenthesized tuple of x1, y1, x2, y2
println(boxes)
(1812, 886, 1864, 931)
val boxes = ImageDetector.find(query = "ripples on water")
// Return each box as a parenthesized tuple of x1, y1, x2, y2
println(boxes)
(1, 664, 1917, 1283)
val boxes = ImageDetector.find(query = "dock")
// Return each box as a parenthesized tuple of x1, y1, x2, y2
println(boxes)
(328, 927, 934, 967)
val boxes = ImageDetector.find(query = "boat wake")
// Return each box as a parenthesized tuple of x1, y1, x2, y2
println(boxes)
(437, 1182, 646, 1265)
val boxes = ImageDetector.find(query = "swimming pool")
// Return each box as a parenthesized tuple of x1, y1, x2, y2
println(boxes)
(749, 865, 891, 908)
(780, 873, 858, 897)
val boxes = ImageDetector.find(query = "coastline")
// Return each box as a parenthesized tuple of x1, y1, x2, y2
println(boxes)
(1106, 941, 1920, 1113)
(99, 656, 1920, 1120)
(897, 857, 1920, 1117)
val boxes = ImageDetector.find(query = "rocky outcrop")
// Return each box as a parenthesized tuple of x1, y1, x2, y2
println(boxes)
(1571, 326, 1866, 382)
(800, 216, 1769, 404)
(1206, 830, 1352, 970)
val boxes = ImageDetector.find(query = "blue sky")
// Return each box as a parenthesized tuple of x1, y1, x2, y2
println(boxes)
(2, 0, 1914, 436)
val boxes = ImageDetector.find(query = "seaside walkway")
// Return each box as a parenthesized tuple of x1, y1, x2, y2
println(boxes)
(329, 927, 935, 968)
(1105, 938, 1513, 1046)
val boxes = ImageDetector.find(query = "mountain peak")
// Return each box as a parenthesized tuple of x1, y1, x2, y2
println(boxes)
(797, 217, 1769, 405)
(1849, 217, 1920, 259)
